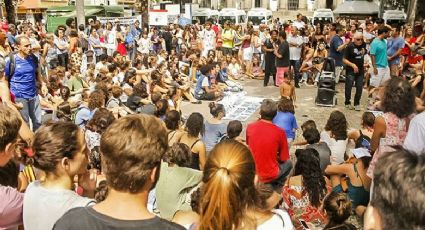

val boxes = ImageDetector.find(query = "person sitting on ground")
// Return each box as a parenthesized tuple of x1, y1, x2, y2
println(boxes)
(217, 61, 243, 92)
(220, 120, 245, 143)
(322, 192, 356, 230)
(325, 150, 371, 217)
(321, 111, 349, 165)
(23, 121, 96, 230)
(348, 111, 375, 150)
(54, 115, 185, 230)
(156, 143, 203, 220)
(282, 148, 331, 230)
(293, 119, 317, 147)
(273, 97, 298, 147)
(194, 64, 223, 101)
(126, 82, 151, 113)
(256, 183, 294, 230)
(304, 128, 331, 173)
(247, 99, 292, 191)
(364, 148, 425, 230)
(165, 110, 185, 146)
(203, 102, 227, 153)
(179, 113, 207, 171)
(75, 90, 105, 129)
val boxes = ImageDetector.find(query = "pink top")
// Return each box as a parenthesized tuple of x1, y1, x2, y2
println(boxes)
(367, 112, 414, 178)
(0, 186, 23, 229)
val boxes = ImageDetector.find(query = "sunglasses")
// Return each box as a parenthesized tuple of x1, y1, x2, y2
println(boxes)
(354, 38, 363, 41)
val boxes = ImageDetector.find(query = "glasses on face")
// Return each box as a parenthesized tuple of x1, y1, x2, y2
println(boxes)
(355, 38, 363, 41)
(22, 44, 31, 48)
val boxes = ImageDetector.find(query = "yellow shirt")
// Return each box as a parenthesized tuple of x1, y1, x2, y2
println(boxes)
(222, 29, 235, 48)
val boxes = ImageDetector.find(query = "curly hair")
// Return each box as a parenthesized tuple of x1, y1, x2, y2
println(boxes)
(325, 110, 348, 140)
(163, 143, 192, 167)
(323, 191, 352, 228)
(381, 77, 416, 118)
(132, 83, 149, 98)
(278, 97, 295, 114)
(86, 108, 116, 134)
(294, 148, 327, 207)
(88, 90, 105, 110)
(186, 112, 204, 137)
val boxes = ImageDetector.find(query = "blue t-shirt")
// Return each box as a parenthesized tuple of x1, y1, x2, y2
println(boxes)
(272, 111, 298, 139)
(329, 35, 344, 66)
(218, 69, 228, 82)
(370, 38, 388, 68)
(5, 54, 38, 99)
(387, 36, 405, 65)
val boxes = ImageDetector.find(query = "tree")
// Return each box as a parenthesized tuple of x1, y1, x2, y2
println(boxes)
(3, 0, 18, 25)
(406, 0, 417, 24)
(140, 0, 149, 29)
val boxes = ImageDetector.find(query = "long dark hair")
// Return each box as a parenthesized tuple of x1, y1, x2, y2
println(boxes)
(294, 149, 327, 207)
(325, 111, 348, 140)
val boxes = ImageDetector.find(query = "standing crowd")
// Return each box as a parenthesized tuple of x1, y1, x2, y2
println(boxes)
(0, 13, 425, 230)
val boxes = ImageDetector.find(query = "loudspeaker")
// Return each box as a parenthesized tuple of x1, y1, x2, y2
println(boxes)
(316, 88, 336, 106)
(318, 77, 335, 90)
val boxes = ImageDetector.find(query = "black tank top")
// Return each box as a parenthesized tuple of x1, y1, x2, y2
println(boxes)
(189, 139, 201, 170)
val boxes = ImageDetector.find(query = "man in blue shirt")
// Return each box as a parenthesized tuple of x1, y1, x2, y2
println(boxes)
(5, 36, 45, 131)
(370, 28, 390, 88)
(387, 27, 404, 77)
(329, 24, 350, 83)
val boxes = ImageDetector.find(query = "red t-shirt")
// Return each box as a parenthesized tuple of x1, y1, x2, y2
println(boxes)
(408, 55, 423, 65)
(246, 120, 289, 183)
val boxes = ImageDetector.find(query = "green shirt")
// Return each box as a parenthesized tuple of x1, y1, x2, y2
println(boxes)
(67, 76, 84, 93)
(156, 161, 202, 220)
(370, 38, 388, 68)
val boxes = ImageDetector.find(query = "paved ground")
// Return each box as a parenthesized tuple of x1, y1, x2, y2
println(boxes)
(181, 79, 368, 137)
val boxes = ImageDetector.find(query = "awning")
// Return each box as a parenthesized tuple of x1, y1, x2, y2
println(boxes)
(18, 0, 46, 10)
(61, 8, 104, 18)
(333, 0, 379, 15)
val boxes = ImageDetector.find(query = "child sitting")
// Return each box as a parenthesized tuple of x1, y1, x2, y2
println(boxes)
(228, 56, 243, 80)
(249, 56, 265, 80)
(218, 61, 243, 92)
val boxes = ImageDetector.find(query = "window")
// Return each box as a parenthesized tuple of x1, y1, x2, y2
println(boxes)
(287, 0, 299, 10)
(255, 0, 261, 7)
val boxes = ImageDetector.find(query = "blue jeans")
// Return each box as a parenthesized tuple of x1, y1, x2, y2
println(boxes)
(289, 60, 301, 86)
(268, 160, 293, 192)
(15, 96, 42, 131)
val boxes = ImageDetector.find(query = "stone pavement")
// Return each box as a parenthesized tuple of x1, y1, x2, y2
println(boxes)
(181, 79, 368, 137)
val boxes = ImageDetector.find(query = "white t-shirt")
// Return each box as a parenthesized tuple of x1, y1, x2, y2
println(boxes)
(287, 35, 304, 61)
(137, 37, 151, 54)
(293, 20, 305, 30)
(228, 63, 240, 76)
(23, 181, 95, 230)
(404, 112, 425, 154)
(320, 131, 348, 165)
(256, 209, 294, 230)
(112, 72, 125, 85)
(201, 29, 216, 50)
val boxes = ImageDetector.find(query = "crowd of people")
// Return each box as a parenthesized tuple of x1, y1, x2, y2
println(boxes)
(0, 12, 425, 230)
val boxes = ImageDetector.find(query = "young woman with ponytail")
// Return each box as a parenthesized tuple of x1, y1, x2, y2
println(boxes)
(323, 192, 356, 230)
(198, 140, 293, 230)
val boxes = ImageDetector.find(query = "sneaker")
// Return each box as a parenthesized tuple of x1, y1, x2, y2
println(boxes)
(345, 104, 354, 110)
(355, 105, 361, 111)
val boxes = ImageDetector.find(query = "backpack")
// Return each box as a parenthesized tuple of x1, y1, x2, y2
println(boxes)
(7, 52, 39, 88)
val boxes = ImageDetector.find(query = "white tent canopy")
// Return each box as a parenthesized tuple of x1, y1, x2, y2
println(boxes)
(333, 0, 379, 15)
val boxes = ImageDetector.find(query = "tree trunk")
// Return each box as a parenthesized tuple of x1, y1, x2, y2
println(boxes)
(76, 0, 85, 28)
(407, 0, 417, 25)
(4, 0, 16, 25)
(141, 0, 149, 29)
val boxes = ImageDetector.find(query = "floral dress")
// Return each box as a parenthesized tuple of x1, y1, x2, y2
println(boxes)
(282, 178, 331, 230)
(367, 112, 414, 179)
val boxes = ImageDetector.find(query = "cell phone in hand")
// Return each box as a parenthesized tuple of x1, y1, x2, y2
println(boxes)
(299, 219, 310, 229)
